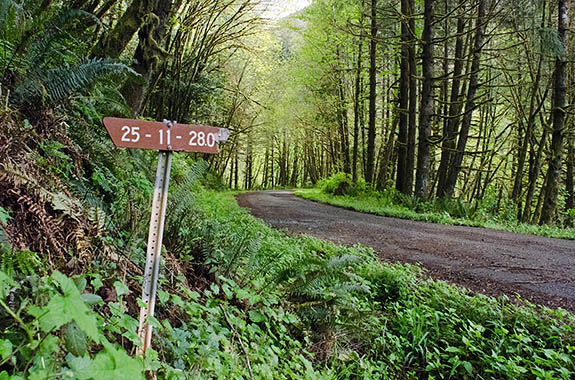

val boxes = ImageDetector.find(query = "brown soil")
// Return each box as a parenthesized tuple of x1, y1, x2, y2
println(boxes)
(237, 190, 575, 312)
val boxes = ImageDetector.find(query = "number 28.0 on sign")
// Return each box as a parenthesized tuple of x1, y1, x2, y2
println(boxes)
(121, 126, 217, 148)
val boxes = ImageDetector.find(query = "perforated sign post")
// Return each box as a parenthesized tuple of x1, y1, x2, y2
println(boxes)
(103, 117, 229, 356)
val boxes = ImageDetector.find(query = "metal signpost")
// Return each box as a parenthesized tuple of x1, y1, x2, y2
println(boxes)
(103, 117, 229, 356)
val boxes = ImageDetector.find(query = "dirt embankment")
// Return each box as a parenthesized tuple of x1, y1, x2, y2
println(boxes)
(237, 190, 575, 311)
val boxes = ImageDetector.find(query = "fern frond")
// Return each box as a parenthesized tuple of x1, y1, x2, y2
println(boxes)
(25, 9, 99, 71)
(326, 254, 361, 270)
(14, 58, 136, 105)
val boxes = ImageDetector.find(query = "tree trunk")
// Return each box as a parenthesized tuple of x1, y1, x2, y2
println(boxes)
(405, 0, 417, 196)
(444, 0, 486, 197)
(523, 118, 549, 222)
(396, 0, 410, 193)
(436, 5, 466, 197)
(566, 135, 574, 225)
(122, 0, 173, 115)
(92, 0, 156, 58)
(337, 63, 351, 174)
(415, 0, 435, 198)
(540, 0, 568, 225)
(366, 0, 378, 184)
(511, 4, 546, 208)
(352, 0, 365, 182)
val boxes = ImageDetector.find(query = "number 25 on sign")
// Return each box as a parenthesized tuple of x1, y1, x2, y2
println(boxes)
(103, 117, 229, 358)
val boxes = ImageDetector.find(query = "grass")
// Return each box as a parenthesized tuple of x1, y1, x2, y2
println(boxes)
(295, 188, 575, 240)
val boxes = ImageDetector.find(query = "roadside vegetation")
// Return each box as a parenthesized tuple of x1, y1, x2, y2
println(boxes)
(1, 0, 575, 379)
(3, 180, 575, 378)
(296, 173, 575, 240)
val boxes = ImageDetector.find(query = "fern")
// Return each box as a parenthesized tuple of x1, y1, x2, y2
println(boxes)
(14, 58, 136, 105)
(0, 245, 44, 278)
(24, 9, 99, 71)
(276, 253, 369, 326)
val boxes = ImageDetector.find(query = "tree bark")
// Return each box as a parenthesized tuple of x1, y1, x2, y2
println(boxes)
(443, 0, 486, 197)
(523, 116, 549, 222)
(396, 0, 410, 193)
(352, 0, 365, 182)
(337, 62, 351, 174)
(511, 3, 546, 209)
(405, 0, 417, 196)
(436, 5, 466, 197)
(566, 135, 574, 225)
(540, 0, 569, 225)
(92, 0, 156, 59)
(366, 0, 378, 184)
(415, 0, 435, 198)
(122, 0, 173, 115)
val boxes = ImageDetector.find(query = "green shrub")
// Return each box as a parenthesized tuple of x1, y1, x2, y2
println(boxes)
(318, 172, 370, 197)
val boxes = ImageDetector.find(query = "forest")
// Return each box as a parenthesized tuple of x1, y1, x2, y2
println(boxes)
(211, 0, 575, 228)
(0, 0, 574, 379)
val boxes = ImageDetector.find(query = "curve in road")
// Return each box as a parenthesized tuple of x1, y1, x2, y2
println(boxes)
(237, 190, 575, 311)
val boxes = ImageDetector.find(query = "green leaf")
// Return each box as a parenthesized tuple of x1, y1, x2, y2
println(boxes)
(28, 370, 49, 380)
(249, 310, 266, 323)
(113, 281, 130, 297)
(74, 277, 87, 292)
(91, 275, 103, 292)
(81, 293, 103, 306)
(64, 321, 88, 357)
(29, 271, 99, 342)
(0, 207, 10, 224)
(158, 289, 169, 305)
(71, 340, 144, 380)
(0, 371, 24, 380)
(0, 340, 12, 360)
(463, 361, 473, 375)
(0, 271, 15, 299)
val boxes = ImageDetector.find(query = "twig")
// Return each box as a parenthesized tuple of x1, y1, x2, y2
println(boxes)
(0, 298, 33, 344)
(219, 305, 254, 380)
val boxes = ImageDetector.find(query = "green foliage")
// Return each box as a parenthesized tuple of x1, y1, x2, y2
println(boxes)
(14, 57, 135, 106)
(0, 268, 144, 379)
(0, 5, 136, 109)
(318, 172, 370, 197)
(198, 191, 575, 378)
(0, 246, 44, 278)
(29, 271, 100, 341)
(277, 253, 368, 332)
(299, 189, 575, 239)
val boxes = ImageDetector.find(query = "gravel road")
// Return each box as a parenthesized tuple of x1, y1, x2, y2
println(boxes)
(237, 190, 575, 311)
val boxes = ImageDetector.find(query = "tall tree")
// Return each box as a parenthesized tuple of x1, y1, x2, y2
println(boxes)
(540, 0, 569, 225)
(405, 0, 417, 195)
(443, 0, 487, 197)
(396, 0, 410, 192)
(92, 0, 157, 58)
(352, 0, 365, 182)
(366, 0, 377, 184)
(415, 0, 435, 198)
(436, 4, 466, 197)
(122, 0, 174, 114)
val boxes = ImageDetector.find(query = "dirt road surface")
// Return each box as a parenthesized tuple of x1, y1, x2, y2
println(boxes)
(237, 190, 575, 311)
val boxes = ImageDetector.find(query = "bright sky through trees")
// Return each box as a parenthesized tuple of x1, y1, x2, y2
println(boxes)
(258, 0, 311, 19)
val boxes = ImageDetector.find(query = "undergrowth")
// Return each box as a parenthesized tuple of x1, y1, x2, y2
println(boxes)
(298, 173, 575, 239)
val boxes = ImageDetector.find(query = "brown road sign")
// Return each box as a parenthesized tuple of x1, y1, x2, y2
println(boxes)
(103, 117, 228, 153)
